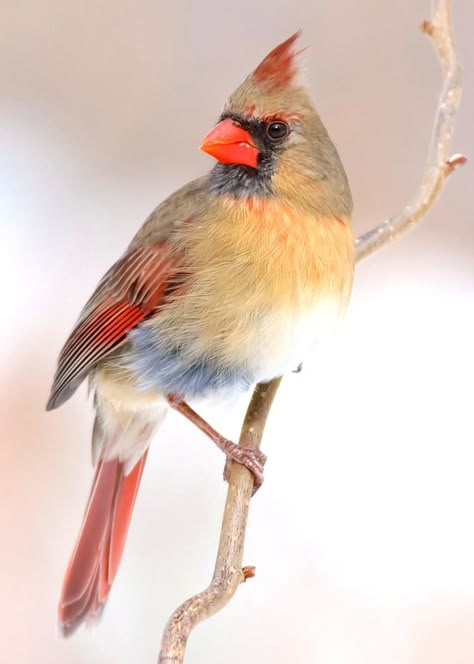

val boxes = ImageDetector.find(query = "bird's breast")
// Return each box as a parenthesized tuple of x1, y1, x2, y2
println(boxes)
(140, 198, 355, 389)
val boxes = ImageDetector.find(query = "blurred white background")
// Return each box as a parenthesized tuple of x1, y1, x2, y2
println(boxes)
(1, 1, 473, 662)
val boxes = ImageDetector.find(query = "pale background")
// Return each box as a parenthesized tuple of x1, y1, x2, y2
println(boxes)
(1, 1, 473, 663)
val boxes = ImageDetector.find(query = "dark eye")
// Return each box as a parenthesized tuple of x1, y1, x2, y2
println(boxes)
(266, 121, 289, 141)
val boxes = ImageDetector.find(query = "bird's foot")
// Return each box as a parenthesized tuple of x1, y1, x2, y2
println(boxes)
(165, 395, 266, 494)
(222, 441, 266, 494)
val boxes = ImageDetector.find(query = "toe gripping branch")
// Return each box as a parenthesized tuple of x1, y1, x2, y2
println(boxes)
(166, 395, 267, 493)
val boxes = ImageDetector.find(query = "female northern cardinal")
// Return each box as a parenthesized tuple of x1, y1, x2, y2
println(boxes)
(47, 32, 354, 634)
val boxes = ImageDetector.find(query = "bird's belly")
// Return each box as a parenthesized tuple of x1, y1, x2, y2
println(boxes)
(125, 293, 345, 399)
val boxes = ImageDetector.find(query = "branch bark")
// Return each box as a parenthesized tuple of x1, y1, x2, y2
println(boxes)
(158, 2, 465, 661)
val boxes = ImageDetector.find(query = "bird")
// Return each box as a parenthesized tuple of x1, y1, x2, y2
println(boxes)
(47, 31, 354, 635)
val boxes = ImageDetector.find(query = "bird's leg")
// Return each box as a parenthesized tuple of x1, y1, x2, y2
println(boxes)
(166, 395, 266, 493)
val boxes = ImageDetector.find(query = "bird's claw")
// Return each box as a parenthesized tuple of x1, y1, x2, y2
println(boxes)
(222, 443, 267, 494)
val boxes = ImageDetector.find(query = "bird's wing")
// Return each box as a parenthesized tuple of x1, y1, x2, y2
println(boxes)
(47, 242, 182, 410)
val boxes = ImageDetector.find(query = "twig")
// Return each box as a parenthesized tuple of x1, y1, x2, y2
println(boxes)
(158, 1, 465, 661)
(356, 0, 465, 261)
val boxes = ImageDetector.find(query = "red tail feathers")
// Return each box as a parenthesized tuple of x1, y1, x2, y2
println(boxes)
(58, 452, 148, 635)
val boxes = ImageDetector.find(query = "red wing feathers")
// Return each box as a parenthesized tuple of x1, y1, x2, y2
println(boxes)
(47, 243, 181, 410)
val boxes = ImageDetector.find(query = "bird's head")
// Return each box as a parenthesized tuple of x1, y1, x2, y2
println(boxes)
(201, 32, 352, 216)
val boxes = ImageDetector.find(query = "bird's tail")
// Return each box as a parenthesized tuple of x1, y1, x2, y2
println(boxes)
(58, 451, 148, 635)
(58, 393, 167, 636)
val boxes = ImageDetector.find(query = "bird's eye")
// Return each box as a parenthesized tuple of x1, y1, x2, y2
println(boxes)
(266, 121, 289, 141)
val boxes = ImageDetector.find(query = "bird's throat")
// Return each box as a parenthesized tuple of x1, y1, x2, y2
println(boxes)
(209, 160, 274, 198)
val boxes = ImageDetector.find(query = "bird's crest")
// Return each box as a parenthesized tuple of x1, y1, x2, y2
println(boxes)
(252, 31, 303, 90)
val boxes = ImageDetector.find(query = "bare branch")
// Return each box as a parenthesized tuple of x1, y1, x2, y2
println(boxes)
(158, 1, 465, 661)
(158, 379, 281, 663)
(356, 0, 466, 262)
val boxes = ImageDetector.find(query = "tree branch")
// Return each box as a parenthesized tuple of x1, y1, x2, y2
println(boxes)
(356, 0, 465, 261)
(158, 379, 281, 663)
(158, 1, 465, 661)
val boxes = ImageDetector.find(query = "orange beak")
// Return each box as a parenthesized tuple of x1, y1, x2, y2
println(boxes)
(200, 118, 259, 169)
